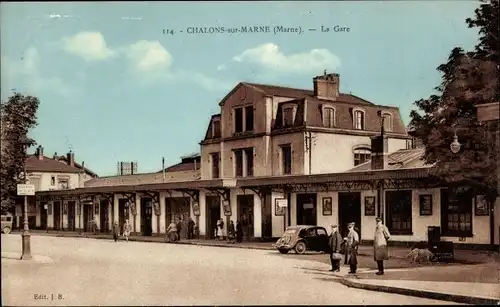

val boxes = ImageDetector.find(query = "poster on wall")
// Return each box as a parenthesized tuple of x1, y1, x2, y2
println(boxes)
(222, 200, 231, 216)
(94, 203, 99, 215)
(192, 201, 200, 216)
(475, 195, 489, 216)
(63, 203, 68, 215)
(419, 194, 433, 216)
(76, 204, 81, 216)
(364, 196, 376, 216)
(275, 198, 287, 216)
(153, 202, 161, 216)
(322, 197, 332, 216)
(48, 204, 53, 215)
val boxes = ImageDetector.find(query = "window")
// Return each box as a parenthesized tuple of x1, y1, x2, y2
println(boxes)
(234, 150, 243, 177)
(353, 148, 371, 166)
(353, 110, 365, 130)
(210, 152, 220, 179)
(281, 145, 292, 175)
(234, 148, 254, 177)
(58, 179, 69, 189)
(382, 113, 392, 132)
(323, 107, 335, 128)
(283, 107, 295, 127)
(235, 108, 244, 133)
(51, 176, 56, 186)
(386, 190, 413, 235)
(245, 106, 254, 131)
(316, 228, 327, 236)
(234, 106, 254, 134)
(212, 120, 221, 138)
(244, 148, 254, 177)
(440, 188, 473, 237)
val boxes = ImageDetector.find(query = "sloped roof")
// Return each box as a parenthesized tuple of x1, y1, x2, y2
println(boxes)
(348, 148, 431, 172)
(84, 170, 201, 188)
(54, 155, 98, 177)
(26, 155, 82, 173)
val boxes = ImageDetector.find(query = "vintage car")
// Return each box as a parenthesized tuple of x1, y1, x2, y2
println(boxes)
(274, 225, 329, 254)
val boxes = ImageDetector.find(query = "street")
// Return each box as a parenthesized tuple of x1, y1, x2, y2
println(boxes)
(1, 234, 457, 306)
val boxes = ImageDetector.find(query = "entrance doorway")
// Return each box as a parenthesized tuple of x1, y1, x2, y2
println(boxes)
(206, 196, 220, 239)
(338, 192, 362, 239)
(296, 193, 317, 226)
(53, 201, 61, 230)
(118, 199, 130, 233)
(40, 202, 47, 230)
(141, 198, 153, 236)
(83, 204, 93, 232)
(237, 195, 254, 240)
(99, 200, 109, 233)
(165, 197, 190, 239)
(67, 201, 76, 231)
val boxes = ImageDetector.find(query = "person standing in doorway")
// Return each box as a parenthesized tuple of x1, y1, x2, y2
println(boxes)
(236, 220, 243, 243)
(328, 224, 343, 272)
(112, 221, 120, 242)
(373, 217, 391, 275)
(123, 219, 132, 242)
(217, 218, 224, 240)
(228, 220, 236, 244)
(176, 217, 182, 241)
(344, 222, 359, 274)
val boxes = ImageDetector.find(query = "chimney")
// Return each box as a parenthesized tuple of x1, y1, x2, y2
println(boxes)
(313, 71, 340, 101)
(53, 152, 58, 159)
(36, 145, 43, 160)
(67, 150, 75, 166)
(370, 135, 388, 170)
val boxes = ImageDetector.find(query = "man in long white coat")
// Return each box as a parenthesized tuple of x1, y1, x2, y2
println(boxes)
(373, 217, 391, 275)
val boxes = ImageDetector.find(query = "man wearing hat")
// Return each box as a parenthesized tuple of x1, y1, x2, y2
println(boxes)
(328, 224, 343, 272)
(373, 217, 391, 275)
(344, 222, 360, 274)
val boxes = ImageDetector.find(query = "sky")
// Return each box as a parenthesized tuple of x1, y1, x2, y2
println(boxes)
(1, 1, 482, 176)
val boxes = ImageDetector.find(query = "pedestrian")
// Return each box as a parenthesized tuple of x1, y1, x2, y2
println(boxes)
(217, 218, 224, 240)
(166, 219, 178, 242)
(112, 221, 120, 242)
(236, 220, 243, 243)
(187, 217, 195, 239)
(176, 218, 182, 241)
(328, 224, 343, 272)
(373, 217, 391, 275)
(228, 220, 236, 244)
(123, 219, 132, 242)
(344, 222, 359, 274)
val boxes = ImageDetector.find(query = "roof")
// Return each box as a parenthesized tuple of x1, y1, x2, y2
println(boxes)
(26, 155, 82, 173)
(84, 170, 200, 188)
(161, 162, 200, 172)
(244, 82, 376, 106)
(347, 148, 431, 172)
(54, 155, 98, 177)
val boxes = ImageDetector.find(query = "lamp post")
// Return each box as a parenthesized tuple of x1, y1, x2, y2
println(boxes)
(20, 138, 32, 260)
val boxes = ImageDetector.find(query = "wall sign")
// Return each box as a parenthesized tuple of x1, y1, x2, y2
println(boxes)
(474, 195, 489, 216)
(364, 196, 376, 216)
(222, 200, 232, 216)
(419, 194, 433, 216)
(192, 201, 200, 216)
(322, 197, 332, 216)
(275, 198, 287, 216)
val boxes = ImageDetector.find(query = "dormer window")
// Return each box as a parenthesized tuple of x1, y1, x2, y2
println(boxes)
(353, 146, 371, 166)
(322, 106, 335, 128)
(353, 109, 365, 130)
(233, 105, 254, 134)
(282, 104, 297, 128)
(212, 119, 221, 138)
(382, 112, 392, 132)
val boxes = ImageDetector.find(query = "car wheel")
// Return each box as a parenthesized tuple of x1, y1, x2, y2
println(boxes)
(278, 249, 289, 254)
(3, 226, 11, 234)
(294, 241, 307, 254)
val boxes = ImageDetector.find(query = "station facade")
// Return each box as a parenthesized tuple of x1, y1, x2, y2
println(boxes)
(34, 73, 499, 249)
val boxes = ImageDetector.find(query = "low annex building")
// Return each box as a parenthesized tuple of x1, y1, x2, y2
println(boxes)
(34, 73, 499, 249)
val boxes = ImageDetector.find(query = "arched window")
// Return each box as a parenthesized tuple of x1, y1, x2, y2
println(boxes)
(353, 147, 371, 166)
(322, 106, 335, 128)
(382, 112, 392, 132)
(353, 109, 365, 130)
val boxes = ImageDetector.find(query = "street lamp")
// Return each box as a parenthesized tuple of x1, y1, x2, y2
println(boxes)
(20, 138, 32, 260)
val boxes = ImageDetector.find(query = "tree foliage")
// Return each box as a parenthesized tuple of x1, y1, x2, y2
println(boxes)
(0, 93, 40, 214)
(409, 0, 499, 197)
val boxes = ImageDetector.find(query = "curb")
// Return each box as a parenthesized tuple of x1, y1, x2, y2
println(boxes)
(340, 276, 499, 305)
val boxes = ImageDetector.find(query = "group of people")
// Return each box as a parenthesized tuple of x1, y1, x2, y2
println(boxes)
(166, 216, 197, 242)
(215, 219, 244, 243)
(112, 219, 132, 242)
(327, 217, 391, 275)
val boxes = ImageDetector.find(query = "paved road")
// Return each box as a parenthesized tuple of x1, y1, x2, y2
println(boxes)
(1, 234, 457, 306)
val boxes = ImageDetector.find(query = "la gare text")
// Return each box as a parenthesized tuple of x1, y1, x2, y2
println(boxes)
(162, 25, 350, 35)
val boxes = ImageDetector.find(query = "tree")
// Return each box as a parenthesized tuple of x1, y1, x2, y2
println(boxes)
(0, 93, 40, 214)
(409, 0, 499, 198)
